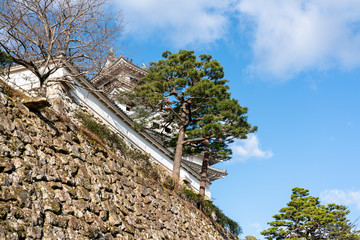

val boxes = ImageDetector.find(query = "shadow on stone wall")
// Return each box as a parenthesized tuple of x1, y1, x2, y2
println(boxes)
(0, 83, 238, 239)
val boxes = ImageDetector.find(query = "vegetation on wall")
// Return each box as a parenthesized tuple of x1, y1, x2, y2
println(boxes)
(74, 111, 155, 163)
(181, 187, 242, 237)
(74, 110, 241, 237)
(74, 110, 163, 181)
(75, 111, 127, 152)
(0, 79, 28, 100)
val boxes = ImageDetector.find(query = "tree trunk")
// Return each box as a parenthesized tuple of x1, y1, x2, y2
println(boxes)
(172, 124, 185, 185)
(199, 139, 210, 196)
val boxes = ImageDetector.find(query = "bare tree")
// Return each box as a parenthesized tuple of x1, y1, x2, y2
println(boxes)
(0, 0, 124, 87)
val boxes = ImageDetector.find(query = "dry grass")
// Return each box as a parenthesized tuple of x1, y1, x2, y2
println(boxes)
(0, 79, 31, 100)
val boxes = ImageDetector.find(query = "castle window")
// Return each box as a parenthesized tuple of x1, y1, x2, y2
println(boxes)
(183, 178, 191, 186)
(130, 76, 137, 82)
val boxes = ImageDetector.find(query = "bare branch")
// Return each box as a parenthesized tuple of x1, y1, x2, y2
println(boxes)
(0, 0, 125, 86)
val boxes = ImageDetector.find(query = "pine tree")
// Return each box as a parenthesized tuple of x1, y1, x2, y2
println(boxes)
(119, 50, 239, 184)
(0, 50, 12, 71)
(261, 187, 360, 240)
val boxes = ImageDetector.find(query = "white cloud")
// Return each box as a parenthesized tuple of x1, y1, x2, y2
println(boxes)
(232, 134, 273, 162)
(115, 0, 234, 47)
(237, 0, 360, 79)
(114, 0, 360, 79)
(320, 189, 360, 210)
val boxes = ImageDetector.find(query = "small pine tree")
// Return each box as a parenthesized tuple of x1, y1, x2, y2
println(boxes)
(261, 187, 360, 240)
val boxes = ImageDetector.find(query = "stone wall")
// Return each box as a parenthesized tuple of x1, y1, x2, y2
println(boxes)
(0, 87, 237, 239)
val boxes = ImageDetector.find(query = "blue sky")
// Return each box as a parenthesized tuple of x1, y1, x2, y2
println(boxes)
(114, 0, 360, 238)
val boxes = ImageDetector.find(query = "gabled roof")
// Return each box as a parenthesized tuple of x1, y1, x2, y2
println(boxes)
(92, 54, 147, 90)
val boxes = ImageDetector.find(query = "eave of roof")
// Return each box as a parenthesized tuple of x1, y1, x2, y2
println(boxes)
(182, 159, 227, 181)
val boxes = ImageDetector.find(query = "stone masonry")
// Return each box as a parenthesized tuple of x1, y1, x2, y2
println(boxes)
(0, 86, 237, 239)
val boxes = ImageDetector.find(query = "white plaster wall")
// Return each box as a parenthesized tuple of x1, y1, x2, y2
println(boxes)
(184, 154, 204, 165)
(3, 67, 66, 91)
(4, 69, 40, 90)
(70, 79, 211, 198)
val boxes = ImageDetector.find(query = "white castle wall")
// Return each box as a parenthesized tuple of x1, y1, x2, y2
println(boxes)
(70, 78, 211, 198)
(4, 67, 40, 91)
(3, 67, 211, 198)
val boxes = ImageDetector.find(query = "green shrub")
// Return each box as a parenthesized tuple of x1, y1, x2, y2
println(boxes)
(162, 175, 175, 190)
(75, 110, 153, 163)
(181, 187, 204, 206)
(75, 111, 128, 153)
(181, 187, 242, 236)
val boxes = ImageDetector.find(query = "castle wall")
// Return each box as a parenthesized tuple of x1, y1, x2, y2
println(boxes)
(2, 67, 211, 198)
(69, 77, 211, 198)
(0, 88, 236, 239)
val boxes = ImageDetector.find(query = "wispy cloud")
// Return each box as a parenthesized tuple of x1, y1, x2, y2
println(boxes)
(115, 0, 360, 79)
(115, 0, 234, 47)
(237, 0, 360, 79)
(320, 189, 360, 210)
(232, 134, 273, 162)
